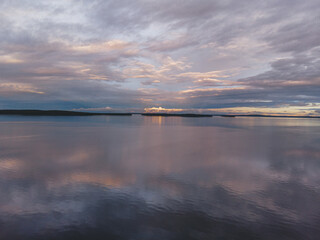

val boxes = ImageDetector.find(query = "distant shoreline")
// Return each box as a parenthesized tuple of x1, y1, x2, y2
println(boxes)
(0, 110, 319, 118)
(0, 110, 132, 116)
(141, 113, 212, 117)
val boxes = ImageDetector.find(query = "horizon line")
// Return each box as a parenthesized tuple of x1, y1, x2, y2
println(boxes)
(0, 109, 319, 119)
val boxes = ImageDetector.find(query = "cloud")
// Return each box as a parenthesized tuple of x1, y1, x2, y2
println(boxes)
(0, 0, 319, 114)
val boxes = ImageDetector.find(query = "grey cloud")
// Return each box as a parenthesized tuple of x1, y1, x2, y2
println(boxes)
(241, 50, 320, 84)
(146, 36, 198, 53)
(264, 19, 320, 53)
(178, 85, 320, 110)
(0, 80, 148, 110)
(0, 0, 320, 112)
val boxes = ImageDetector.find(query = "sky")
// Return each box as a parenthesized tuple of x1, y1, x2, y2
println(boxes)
(0, 0, 320, 115)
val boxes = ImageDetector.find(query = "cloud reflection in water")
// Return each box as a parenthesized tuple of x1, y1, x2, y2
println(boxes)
(0, 116, 319, 239)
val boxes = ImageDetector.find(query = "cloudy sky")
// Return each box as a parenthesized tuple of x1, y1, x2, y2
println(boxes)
(1, 0, 319, 115)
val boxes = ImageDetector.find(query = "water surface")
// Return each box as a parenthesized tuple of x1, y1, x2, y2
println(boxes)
(0, 115, 319, 239)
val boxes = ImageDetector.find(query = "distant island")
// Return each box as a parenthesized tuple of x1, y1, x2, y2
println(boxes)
(141, 113, 212, 117)
(0, 110, 319, 118)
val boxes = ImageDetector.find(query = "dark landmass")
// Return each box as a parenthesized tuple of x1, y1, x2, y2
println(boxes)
(0, 110, 132, 116)
(219, 115, 236, 118)
(0, 110, 319, 118)
(141, 113, 213, 117)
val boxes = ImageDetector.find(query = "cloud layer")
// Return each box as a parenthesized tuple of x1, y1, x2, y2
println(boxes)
(1, 0, 319, 114)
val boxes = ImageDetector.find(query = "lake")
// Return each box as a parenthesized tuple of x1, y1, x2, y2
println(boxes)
(0, 115, 319, 240)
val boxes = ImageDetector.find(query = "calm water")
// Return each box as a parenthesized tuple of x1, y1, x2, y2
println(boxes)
(0, 115, 319, 240)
